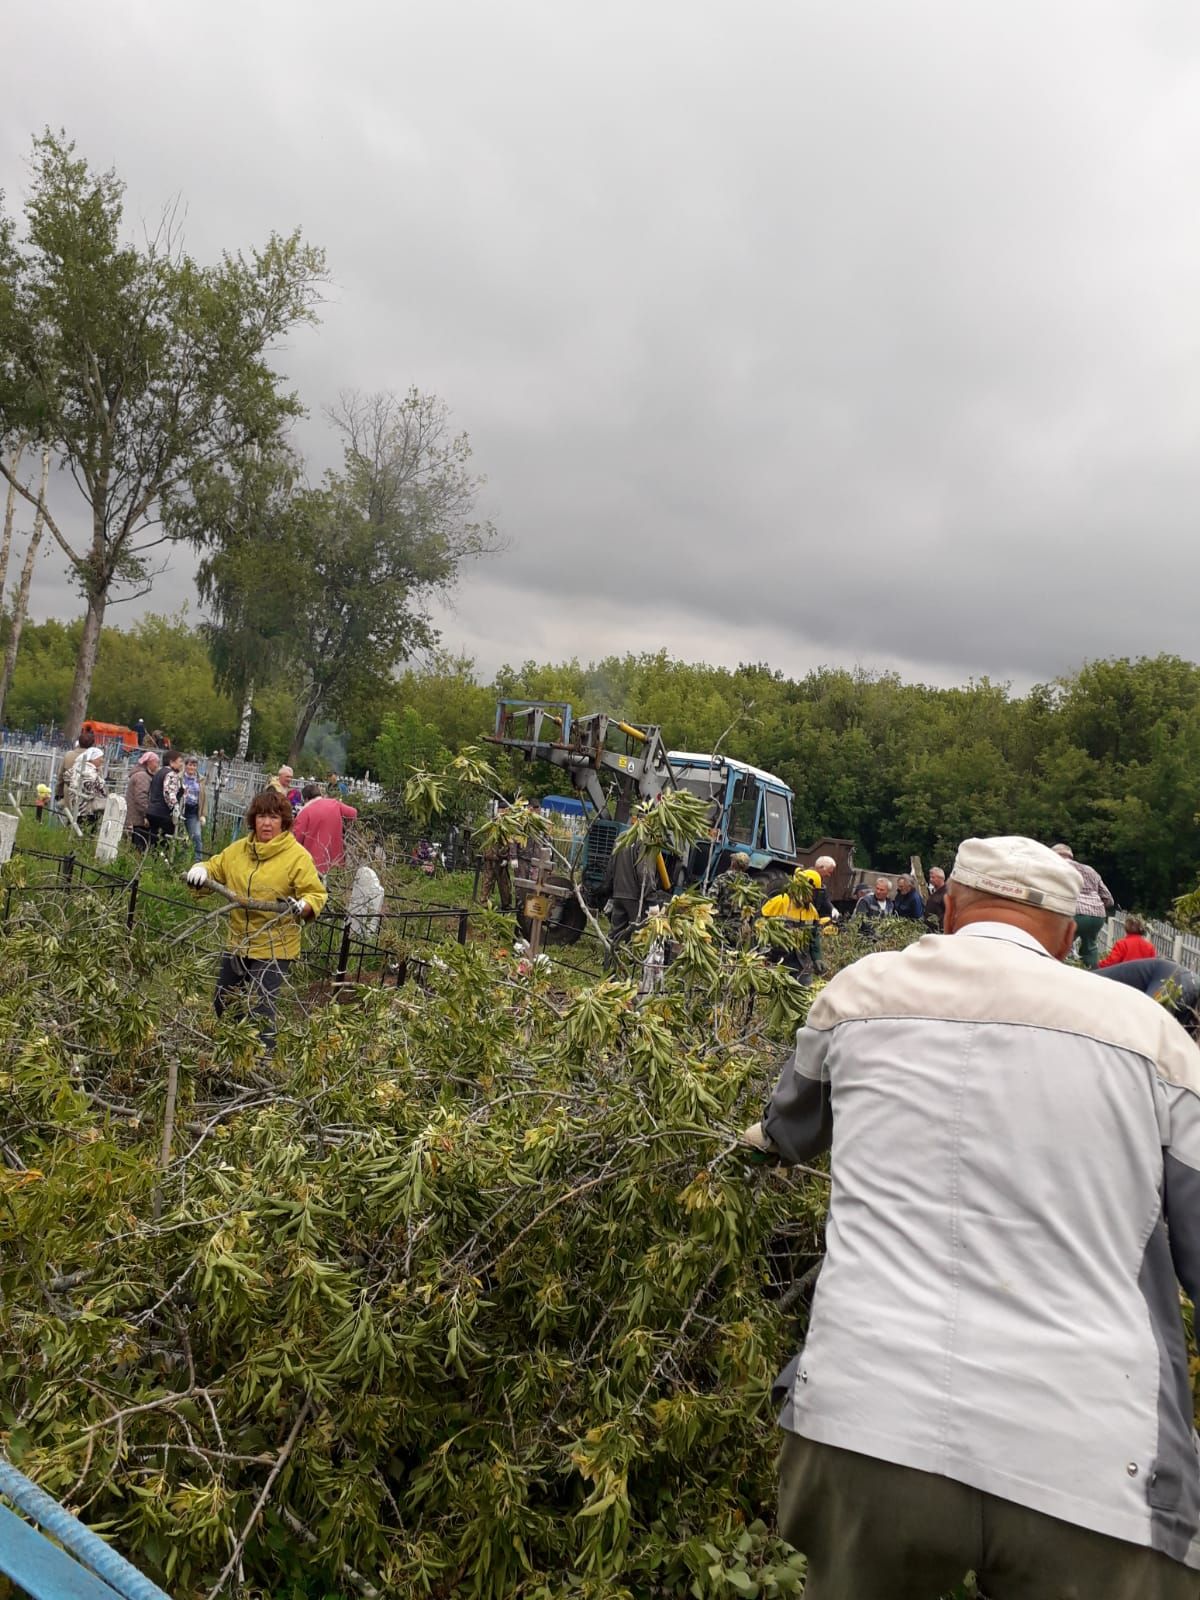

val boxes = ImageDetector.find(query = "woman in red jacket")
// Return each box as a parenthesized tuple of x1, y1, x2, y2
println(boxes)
(1097, 914, 1157, 968)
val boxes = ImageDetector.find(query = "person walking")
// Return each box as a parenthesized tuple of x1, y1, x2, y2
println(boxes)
(184, 790, 326, 1054)
(1099, 914, 1158, 969)
(145, 750, 184, 850)
(124, 750, 160, 852)
(266, 765, 293, 798)
(742, 835, 1200, 1598)
(292, 783, 358, 874)
(181, 756, 207, 862)
(1052, 841, 1115, 968)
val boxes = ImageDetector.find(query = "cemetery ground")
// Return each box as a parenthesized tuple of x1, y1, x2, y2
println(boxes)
(0, 818, 926, 1599)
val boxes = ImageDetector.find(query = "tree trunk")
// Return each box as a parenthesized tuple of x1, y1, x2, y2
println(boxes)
(0, 450, 49, 725)
(235, 681, 254, 759)
(63, 589, 107, 744)
(0, 440, 26, 605)
(287, 687, 323, 766)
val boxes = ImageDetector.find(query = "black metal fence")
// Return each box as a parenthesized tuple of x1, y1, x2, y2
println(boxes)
(0, 848, 479, 986)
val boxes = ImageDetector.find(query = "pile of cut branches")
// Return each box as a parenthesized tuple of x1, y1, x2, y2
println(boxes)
(0, 880, 920, 1597)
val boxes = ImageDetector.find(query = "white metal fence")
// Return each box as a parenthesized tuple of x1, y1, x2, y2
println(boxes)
(0, 738, 384, 840)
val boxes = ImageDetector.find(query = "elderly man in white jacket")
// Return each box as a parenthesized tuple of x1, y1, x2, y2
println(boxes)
(746, 835, 1200, 1599)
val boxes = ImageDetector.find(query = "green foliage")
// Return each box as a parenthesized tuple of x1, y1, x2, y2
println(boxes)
(1, 612, 299, 756)
(373, 707, 451, 789)
(0, 866, 839, 1599)
(614, 790, 712, 859)
(0, 129, 325, 736)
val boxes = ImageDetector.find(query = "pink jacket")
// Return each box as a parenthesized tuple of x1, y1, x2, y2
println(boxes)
(294, 800, 360, 876)
(292, 796, 357, 873)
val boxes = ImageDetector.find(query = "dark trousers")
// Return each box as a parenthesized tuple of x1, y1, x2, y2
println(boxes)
(778, 1432, 1198, 1600)
(214, 954, 290, 1052)
(146, 813, 174, 847)
(605, 897, 642, 970)
(1075, 912, 1106, 969)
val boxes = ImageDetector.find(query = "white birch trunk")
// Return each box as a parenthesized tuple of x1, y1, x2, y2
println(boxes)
(0, 449, 50, 725)
(235, 681, 254, 759)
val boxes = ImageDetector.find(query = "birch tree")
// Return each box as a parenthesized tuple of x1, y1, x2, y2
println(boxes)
(0, 131, 325, 741)
(282, 389, 499, 762)
(0, 445, 49, 721)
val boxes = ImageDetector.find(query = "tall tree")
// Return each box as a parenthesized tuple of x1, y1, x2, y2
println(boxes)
(0, 131, 325, 741)
(277, 389, 497, 763)
(0, 446, 50, 722)
(181, 447, 304, 757)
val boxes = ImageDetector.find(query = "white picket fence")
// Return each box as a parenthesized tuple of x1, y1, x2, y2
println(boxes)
(1102, 911, 1200, 974)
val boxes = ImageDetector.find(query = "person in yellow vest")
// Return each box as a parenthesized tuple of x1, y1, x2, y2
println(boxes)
(761, 868, 825, 977)
(184, 788, 327, 1053)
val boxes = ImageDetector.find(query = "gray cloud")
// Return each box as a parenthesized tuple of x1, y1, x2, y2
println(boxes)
(5, 0, 1200, 691)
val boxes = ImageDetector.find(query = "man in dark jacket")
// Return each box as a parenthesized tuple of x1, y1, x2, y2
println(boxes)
(853, 877, 895, 920)
(924, 866, 947, 929)
(1096, 957, 1200, 1034)
(894, 874, 925, 921)
(146, 750, 184, 848)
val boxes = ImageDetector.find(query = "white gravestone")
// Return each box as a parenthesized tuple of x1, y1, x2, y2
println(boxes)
(94, 793, 127, 864)
(0, 812, 16, 864)
(348, 865, 384, 938)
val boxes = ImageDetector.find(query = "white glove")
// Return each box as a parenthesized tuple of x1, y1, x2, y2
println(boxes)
(185, 864, 208, 887)
(288, 897, 309, 920)
(830, 906, 841, 922)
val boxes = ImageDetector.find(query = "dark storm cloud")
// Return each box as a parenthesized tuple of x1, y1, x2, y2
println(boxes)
(5, 0, 1200, 688)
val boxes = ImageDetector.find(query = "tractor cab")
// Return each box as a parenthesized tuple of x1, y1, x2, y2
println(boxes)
(666, 752, 798, 885)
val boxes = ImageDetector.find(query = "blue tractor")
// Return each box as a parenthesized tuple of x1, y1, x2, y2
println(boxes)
(484, 700, 810, 941)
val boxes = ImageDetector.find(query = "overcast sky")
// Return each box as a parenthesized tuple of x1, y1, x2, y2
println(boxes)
(4, 0, 1200, 692)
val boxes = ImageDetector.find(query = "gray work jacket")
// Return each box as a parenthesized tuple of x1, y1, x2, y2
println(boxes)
(763, 921, 1200, 1568)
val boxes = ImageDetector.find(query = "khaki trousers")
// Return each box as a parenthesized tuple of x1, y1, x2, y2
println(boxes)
(778, 1432, 1199, 1600)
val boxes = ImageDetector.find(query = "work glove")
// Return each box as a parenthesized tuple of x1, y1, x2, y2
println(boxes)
(185, 864, 208, 887)
(288, 897, 310, 921)
(738, 1120, 780, 1167)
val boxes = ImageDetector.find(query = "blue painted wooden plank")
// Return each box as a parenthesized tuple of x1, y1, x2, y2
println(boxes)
(0, 1503, 126, 1600)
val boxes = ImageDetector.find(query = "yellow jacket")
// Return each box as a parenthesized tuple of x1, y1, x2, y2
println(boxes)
(761, 892, 820, 924)
(201, 830, 328, 959)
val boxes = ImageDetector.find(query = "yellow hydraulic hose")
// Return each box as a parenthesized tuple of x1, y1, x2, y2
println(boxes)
(615, 721, 647, 742)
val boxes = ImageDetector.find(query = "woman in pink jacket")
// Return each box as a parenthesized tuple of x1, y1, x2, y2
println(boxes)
(291, 784, 358, 873)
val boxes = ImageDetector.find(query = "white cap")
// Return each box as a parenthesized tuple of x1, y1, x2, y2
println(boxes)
(949, 836, 1080, 918)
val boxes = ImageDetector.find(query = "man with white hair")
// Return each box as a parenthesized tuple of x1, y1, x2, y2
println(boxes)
(813, 855, 838, 921)
(267, 764, 294, 799)
(744, 836, 1200, 1596)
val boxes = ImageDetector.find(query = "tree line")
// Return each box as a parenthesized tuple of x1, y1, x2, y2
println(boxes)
(0, 131, 493, 760)
(9, 613, 1197, 915)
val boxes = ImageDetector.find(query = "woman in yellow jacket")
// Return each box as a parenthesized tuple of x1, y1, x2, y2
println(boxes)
(185, 788, 327, 1051)
(760, 867, 825, 976)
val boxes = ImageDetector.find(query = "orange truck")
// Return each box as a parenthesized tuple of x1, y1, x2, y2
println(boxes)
(81, 719, 140, 751)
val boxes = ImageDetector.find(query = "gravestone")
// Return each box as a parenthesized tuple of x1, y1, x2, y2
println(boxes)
(348, 865, 384, 938)
(94, 794, 127, 864)
(0, 812, 16, 865)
